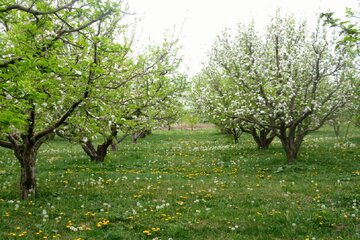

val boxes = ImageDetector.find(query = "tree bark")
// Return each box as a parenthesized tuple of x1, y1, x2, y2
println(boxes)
(131, 130, 150, 144)
(81, 125, 118, 162)
(19, 156, 36, 199)
(131, 133, 139, 144)
(277, 126, 304, 163)
(344, 121, 351, 140)
(13, 140, 45, 199)
(94, 144, 108, 162)
(231, 128, 242, 144)
(81, 140, 112, 162)
(333, 124, 340, 138)
(240, 127, 275, 149)
(252, 129, 276, 149)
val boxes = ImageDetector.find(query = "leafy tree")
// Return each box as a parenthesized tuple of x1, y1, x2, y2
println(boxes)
(322, 6, 360, 129)
(181, 109, 201, 131)
(56, 6, 134, 162)
(193, 26, 275, 147)
(321, 7, 360, 47)
(127, 42, 186, 144)
(192, 70, 243, 143)
(327, 102, 357, 138)
(197, 15, 354, 163)
(0, 0, 122, 199)
(60, 39, 185, 159)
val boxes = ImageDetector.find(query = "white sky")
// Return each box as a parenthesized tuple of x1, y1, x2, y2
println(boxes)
(128, 0, 359, 76)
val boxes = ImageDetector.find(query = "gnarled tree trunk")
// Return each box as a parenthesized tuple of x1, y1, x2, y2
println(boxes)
(16, 148, 37, 199)
(82, 140, 112, 162)
(131, 129, 151, 144)
(277, 126, 304, 164)
(252, 129, 276, 149)
(231, 127, 242, 144)
(241, 127, 275, 149)
(81, 125, 118, 162)
(12, 135, 49, 199)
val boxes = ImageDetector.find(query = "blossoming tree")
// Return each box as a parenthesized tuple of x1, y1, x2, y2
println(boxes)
(0, 0, 126, 198)
(58, 40, 186, 161)
(196, 14, 354, 162)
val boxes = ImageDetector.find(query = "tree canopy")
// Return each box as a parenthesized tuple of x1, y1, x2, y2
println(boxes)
(194, 14, 355, 162)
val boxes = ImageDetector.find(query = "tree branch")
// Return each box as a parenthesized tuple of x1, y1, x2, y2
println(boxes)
(52, 10, 113, 43)
(27, 103, 36, 139)
(0, 140, 13, 149)
(0, 0, 79, 15)
(34, 99, 83, 141)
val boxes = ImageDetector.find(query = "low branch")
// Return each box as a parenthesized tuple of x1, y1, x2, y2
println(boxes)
(81, 141, 96, 159)
(0, 140, 13, 149)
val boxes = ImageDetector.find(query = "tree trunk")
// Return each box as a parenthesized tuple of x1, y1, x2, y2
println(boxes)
(131, 130, 148, 144)
(81, 141, 111, 162)
(283, 142, 299, 163)
(14, 144, 40, 199)
(131, 134, 138, 144)
(81, 125, 118, 162)
(20, 159, 36, 199)
(252, 129, 276, 149)
(344, 121, 351, 140)
(278, 127, 304, 164)
(333, 124, 340, 138)
(94, 144, 108, 162)
(241, 127, 275, 149)
(231, 128, 242, 144)
(234, 136, 239, 144)
(280, 137, 303, 164)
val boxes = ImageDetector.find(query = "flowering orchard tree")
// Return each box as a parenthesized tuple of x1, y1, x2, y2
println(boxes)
(126, 42, 186, 144)
(59, 39, 186, 160)
(193, 25, 275, 147)
(198, 15, 354, 163)
(55, 7, 135, 162)
(192, 69, 243, 143)
(322, 8, 360, 129)
(0, 0, 125, 199)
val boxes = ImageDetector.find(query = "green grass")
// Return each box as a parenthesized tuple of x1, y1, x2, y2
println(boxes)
(0, 126, 359, 239)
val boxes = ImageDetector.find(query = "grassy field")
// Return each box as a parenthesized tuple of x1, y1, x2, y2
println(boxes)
(0, 126, 359, 239)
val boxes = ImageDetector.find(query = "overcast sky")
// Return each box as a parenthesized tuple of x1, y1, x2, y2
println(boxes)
(128, 0, 359, 76)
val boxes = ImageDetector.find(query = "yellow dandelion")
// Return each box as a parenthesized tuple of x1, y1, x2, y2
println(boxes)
(96, 218, 110, 228)
(18, 231, 27, 237)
